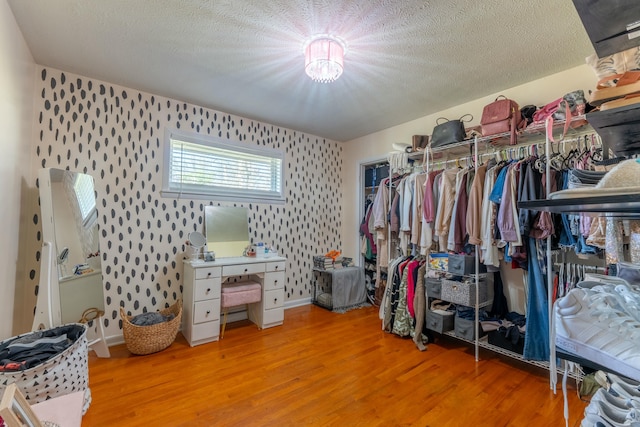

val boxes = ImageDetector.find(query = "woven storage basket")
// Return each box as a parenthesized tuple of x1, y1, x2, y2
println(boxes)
(120, 300, 182, 355)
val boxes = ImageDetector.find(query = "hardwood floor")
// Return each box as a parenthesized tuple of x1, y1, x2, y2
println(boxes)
(84, 305, 588, 426)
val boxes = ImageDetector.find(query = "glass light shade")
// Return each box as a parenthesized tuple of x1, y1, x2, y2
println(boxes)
(304, 36, 345, 83)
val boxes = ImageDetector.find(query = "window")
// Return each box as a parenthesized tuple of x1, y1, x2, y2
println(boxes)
(162, 129, 285, 203)
(74, 173, 97, 227)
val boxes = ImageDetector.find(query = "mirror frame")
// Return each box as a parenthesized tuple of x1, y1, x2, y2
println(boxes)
(33, 168, 104, 328)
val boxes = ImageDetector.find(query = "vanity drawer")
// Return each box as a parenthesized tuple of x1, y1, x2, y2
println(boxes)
(194, 277, 221, 301)
(266, 261, 286, 273)
(193, 300, 220, 324)
(195, 267, 221, 280)
(262, 308, 284, 325)
(191, 320, 220, 342)
(223, 263, 265, 277)
(264, 288, 284, 310)
(264, 271, 285, 291)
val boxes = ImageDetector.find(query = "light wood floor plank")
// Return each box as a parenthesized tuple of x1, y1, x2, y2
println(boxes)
(83, 304, 588, 426)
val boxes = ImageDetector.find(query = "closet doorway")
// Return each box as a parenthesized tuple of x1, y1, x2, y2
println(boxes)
(359, 160, 389, 304)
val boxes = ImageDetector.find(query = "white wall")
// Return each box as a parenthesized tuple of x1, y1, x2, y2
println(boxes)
(0, 0, 36, 339)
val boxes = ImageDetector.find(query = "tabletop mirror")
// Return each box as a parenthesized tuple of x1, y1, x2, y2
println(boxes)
(204, 206, 250, 258)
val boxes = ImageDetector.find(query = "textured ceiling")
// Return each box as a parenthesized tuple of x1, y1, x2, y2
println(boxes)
(8, 0, 594, 142)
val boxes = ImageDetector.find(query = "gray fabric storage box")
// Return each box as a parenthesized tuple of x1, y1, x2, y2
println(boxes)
(426, 310, 454, 333)
(441, 278, 488, 306)
(454, 316, 477, 341)
(447, 254, 486, 275)
(425, 277, 442, 299)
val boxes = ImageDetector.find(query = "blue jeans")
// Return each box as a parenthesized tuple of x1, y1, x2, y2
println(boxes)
(523, 237, 549, 361)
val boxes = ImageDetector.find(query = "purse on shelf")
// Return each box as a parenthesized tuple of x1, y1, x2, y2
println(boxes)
(520, 105, 538, 126)
(430, 114, 472, 148)
(412, 135, 429, 151)
(533, 97, 563, 123)
(533, 90, 588, 142)
(480, 95, 525, 145)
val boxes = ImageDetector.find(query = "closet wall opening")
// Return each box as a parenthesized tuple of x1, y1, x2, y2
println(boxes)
(359, 160, 389, 305)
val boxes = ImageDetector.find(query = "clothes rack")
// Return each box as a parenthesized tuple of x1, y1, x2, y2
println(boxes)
(374, 116, 599, 365)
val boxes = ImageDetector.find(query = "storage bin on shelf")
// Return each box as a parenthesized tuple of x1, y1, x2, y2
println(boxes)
(454, 315, 480, 341)
(447, 254, 487, 275)
(120, 300, 182, 355)
(426, 310, 454, 333)
(441, 278, 488, 306)
(488, 329, 525, 355)
(428, 253, 448, 271)
(425, 277, 442, 299)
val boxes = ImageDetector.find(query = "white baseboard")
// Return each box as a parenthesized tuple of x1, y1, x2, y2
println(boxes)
(102, 299, 313, 349)
(284, 297, 312, 309)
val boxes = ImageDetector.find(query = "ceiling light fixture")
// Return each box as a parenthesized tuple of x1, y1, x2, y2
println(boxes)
(303, 35, 346, 83)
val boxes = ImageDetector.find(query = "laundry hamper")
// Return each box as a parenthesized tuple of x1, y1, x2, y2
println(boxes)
(120, 300, 182, 355)
(0, 323, 91, 414)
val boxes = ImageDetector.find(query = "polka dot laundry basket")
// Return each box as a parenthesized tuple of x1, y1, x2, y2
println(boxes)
(0, 323, 91, 414)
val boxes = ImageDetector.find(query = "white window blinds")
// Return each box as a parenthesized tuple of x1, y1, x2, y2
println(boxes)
(162, 130, 284, 202)
(74, 173, 96, 224)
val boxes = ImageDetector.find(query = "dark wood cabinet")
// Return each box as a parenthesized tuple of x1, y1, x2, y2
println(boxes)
(572, 0, 640, 57)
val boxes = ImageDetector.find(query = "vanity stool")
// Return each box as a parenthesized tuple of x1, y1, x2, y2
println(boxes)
(220, 281, 262, 338)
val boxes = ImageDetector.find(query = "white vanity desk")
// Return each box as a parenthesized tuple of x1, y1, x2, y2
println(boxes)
(182, 255, 286, 346)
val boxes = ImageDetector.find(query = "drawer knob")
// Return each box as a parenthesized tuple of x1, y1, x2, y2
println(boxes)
(244, 268, 248, 272)
(275, 266, 279, 270)
(274, 280, 278, 284)
(207, 272, 212, 277)
(206, 310, 211, 315)
(206, 288, 211, 293)
(274, 298, 278, 303)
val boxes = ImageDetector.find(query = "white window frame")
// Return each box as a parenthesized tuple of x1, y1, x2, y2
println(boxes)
(161, 129, 285, 203)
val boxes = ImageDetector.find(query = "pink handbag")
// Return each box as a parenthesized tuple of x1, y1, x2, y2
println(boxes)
(532, 98, 562, 123)
(480, 96, 525, 145)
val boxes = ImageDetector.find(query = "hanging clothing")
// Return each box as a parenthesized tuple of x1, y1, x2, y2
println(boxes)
(434, 168, 458, 250)
(412, 173, 427, 246)
(451, 171, 469, 253)
(412, 262, 428, 351)
(467, 164, 487, 246)
(481, 163, 501, 267)
(372, 177, 391, 270)
(359, 199, 377, 260)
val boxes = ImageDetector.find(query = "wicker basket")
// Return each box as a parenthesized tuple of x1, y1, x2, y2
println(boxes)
(120, 300, 182, 355)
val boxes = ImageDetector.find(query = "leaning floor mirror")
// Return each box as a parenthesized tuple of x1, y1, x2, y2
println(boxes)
(33, 168, 110, 357)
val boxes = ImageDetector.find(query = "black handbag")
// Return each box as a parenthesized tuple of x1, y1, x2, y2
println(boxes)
(430, 114, 472, 148)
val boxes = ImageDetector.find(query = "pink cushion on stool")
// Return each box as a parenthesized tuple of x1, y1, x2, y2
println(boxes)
(221, 281, 262, 308)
